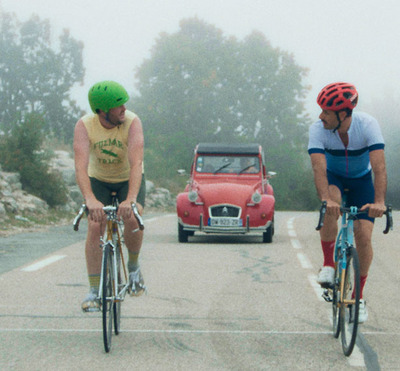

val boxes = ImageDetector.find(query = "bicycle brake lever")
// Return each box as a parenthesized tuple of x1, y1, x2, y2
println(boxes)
(73, 204, 87, 231)
(383, 205, 393, 234)
(131, 203, 144, 231)
(316, 201, 327, 231)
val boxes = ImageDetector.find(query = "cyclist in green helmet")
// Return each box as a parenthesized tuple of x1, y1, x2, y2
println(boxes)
(74, 80, 146, 311)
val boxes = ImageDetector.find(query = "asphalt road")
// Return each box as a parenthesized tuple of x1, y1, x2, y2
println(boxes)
(1, 211, 399, 370)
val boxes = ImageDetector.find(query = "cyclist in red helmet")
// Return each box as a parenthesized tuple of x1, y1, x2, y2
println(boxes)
(74, 81, 146, 311)
(308, 82, 387, 323)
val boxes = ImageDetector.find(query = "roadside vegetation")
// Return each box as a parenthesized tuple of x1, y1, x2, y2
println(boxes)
(1, 12, 399, 216)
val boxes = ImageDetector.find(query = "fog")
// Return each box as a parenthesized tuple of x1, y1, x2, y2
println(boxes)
(1, 0, 399, 118)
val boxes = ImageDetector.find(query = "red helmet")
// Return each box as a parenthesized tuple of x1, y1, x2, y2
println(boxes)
(317, 82, 358, 111)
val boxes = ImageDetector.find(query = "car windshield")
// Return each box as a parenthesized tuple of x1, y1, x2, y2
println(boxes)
(196, 155, 260, 174)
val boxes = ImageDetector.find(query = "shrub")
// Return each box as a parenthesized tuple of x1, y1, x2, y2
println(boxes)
(0, 113, 68, 207)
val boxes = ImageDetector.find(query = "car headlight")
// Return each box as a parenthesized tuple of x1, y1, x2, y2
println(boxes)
(251, 191, 262, 204)
(188, 190, 198, 203)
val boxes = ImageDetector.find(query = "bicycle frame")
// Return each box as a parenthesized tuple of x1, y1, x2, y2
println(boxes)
(98, 204, 129, 305)
(335, 205, 357, 308)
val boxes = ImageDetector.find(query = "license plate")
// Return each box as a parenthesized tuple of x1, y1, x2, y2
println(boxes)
(209, 218, 242, 227)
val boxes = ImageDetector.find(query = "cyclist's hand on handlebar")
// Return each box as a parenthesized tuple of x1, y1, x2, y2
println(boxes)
(360, 202, 386, 218)
(117, 199, 134, 220)
(324, 199, 341, 219)
(86, 198, 105, 223)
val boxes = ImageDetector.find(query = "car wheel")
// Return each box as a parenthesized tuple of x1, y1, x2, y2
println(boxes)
(263, 219, 274, 243)
(178, 223, 189, 243)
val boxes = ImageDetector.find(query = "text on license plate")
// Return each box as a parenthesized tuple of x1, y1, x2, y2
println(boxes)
(208, 218, 242, 227)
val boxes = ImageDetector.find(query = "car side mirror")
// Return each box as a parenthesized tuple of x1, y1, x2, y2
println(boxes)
(177, 169, 187, 176)
(267, 171, 277, 179)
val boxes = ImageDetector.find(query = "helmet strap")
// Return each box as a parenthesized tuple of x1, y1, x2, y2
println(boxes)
(333, 112, 342, 133)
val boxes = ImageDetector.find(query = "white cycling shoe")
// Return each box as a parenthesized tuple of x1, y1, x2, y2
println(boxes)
(316, 266, 335, 288)
(358, 299, 368, 324)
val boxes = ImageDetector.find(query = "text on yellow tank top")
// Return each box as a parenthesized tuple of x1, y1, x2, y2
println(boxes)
(82, 110, 137, 183)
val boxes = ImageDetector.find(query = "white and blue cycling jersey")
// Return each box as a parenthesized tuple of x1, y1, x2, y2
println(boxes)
(308, 112, 385, 178)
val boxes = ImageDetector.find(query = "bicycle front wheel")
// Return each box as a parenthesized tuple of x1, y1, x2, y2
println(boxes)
(113, 238, 122, 335)
(332, 260, 341, 338)
(102, 243, 114, 353)
(340, 246, 360, 357)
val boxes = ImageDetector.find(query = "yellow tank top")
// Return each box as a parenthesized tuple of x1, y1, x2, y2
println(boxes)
(82, 110, 137, 183)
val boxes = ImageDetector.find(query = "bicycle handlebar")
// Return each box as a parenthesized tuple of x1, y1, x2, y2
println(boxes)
(72, 203, 145, 232)
(73, 204, 86, 231)
(316, 202, 393, 234)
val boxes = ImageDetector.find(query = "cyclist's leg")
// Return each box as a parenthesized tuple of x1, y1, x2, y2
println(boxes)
(82, 178, 110, 310)
(320, 184, 341, 240)
(354, 219, 373, 288)
(348, 172, 375, 296)
(117, 175, 146, 295)
(317, 173, 342, 286)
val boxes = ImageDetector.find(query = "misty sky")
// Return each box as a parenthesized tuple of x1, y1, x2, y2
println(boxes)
(1, 0, 399, 117)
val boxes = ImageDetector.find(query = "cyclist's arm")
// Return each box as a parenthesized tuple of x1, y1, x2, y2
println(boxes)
(310, 153, 341, 216)
(73, 119, 104, 222)
(361, 149, 387, 217)
(118, 116, 144, 219)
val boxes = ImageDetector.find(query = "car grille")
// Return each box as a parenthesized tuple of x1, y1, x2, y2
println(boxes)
(210, 205, 241, 217)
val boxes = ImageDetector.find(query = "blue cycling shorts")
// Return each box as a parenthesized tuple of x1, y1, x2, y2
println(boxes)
(327, 170, 375, 223)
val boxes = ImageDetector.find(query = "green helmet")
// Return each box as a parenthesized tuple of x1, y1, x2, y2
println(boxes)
(88, 80, 129, 113)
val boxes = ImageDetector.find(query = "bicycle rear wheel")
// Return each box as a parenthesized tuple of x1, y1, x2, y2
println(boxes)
(102, 243, 114, 353)
(332, 260, 341, 338)
(340, 246, 360, 356)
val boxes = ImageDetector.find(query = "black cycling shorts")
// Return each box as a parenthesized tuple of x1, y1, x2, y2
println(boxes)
(89, 174, 146, 208)
(327, 170, 374, 222)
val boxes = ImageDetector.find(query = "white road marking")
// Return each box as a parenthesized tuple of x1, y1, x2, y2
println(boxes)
(0, 328, 332, 334)
(21, 255, 66, 272)
(1, 327, 398, 336)
(307, 274, 325, 302)
(297, 253, 313, 269)
(290, 239, 302, 249)
(18, 214, 173, 274)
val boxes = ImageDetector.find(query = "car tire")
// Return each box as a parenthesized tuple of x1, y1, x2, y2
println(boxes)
(263, 219, 274, 243)
(178, 223, 189, 243)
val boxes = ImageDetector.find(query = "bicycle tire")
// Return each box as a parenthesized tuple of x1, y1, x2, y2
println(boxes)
(113, 237, 122, 335)
(332, 259, 341, 338)
(102, 243, 114, 353)
(340, 246, 360, 356)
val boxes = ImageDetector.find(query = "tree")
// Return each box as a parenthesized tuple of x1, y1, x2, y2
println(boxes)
(368, 95, 400, 208)
(133, 18, 317, 209)
(0, 12, 84, 142)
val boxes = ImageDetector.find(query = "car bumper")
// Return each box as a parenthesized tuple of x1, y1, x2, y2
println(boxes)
(178, 216, 272, 234)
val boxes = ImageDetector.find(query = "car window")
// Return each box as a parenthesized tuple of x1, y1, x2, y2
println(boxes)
(196, 156, 260, 173)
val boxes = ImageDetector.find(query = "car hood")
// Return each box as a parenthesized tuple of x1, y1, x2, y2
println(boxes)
(196, 182, 255, 205)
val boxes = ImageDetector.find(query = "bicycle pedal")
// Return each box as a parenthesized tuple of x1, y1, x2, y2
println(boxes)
(322, 290, 332, 302)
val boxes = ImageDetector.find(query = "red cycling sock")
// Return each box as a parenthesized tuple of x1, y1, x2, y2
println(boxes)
(321, 240, 335, 268)
(352, 275, 368, 299)
(360, 275, 368, 299)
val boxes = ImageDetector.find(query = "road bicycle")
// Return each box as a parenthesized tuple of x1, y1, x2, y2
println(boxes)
(316, 197, 392, 356)
(73, 193, 144, 353)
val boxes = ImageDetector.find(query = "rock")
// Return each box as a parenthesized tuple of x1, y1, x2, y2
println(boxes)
(0, 151, 175, 221)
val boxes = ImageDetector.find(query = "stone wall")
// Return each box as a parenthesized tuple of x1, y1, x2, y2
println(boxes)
(0, 150, 175, 221)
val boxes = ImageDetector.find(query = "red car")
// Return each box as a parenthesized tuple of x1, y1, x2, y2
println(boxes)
(176, 143, 275, 243)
